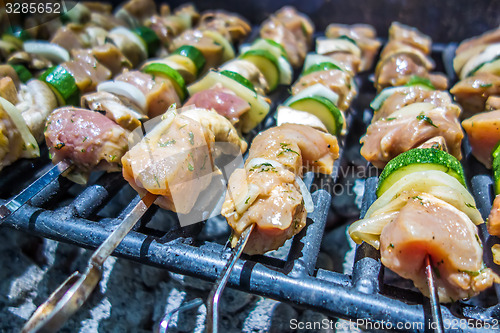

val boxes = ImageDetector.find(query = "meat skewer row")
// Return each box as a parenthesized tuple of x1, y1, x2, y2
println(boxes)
(0, 8, 253, 224)
(0, 6, 250, 175)
(349, 147, 500, 302)
(360, 22, 464, 169)
(451, 27, 500, 259)
(222, 23, 380, 255)
(208, 20, 380, 332)
(23, 7, 301, 330)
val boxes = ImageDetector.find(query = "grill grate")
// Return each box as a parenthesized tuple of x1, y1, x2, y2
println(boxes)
(2, 39, 500, 332)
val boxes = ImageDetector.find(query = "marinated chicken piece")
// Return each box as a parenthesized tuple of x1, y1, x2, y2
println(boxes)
(170, 30, 224, 71)
(487, 96, 500, 111)
(184, 86, 251, 125)
(361, 104, 463, 168)
(488, 195, 500, 237)
(456, 26, 500, 56)
(16, 80, 58, 142)
(60, 53, 112, 93)
(115, 71, 181, 118)
(222, 124, 339, 255)
(462, 110, 500, 168)
(376, 55, 448, 91)
(118, 0, 157, 25)
(50, 24, 90, 51)
(260, 7, 314, 68)
(388, 22, 432, 54)
(323, 52, 360, 76)
(325, 23, 381, 71)
(81, 91, 145, 131)
(45, 107, 129, 184)
(450, 73, 500, 116)
(373, 86, 455, 122)
(380, 194, 498, 302)
(0, 77, 19, 105)
(220, 59, 269, 94)
(198, 11, 251, 44)
(291, 69, 357, 111)
(72, 44, 132, 77)
(122, 108, 245, 214)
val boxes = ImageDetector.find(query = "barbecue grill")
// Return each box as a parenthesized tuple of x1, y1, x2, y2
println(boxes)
(2, 1, 500, 332)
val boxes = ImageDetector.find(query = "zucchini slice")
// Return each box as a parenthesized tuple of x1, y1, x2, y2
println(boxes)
(143, 62, 188, 101)
(240, 49, 280, 91)
(172, 45, 206, 75)
(288, 96, 344, 136)
(377, 148, 466, 197)
(39, 65, 79, 106)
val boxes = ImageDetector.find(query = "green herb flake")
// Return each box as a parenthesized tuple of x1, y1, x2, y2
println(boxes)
(83, 136, 87, 142)
(81, 149, 86, 153)
(388, 243, 395, 249)
(277, 142, 299, 157)
(432, 265, 441, 279)
(55, 142, 65, 150)
(159, 139, 176, 147)
(416, 113, 438, 128)
(110, 155, 117, 161)
(465, 202, 476, 209)
(188, 131, 195, 145)
(244, 196, 251, 204)
(154, 174, 160, 187)
(459, 269, 480, 276)
(187, 163, 194, 171)
(385, 117, 396, 121)
(480, 83, 493, 88)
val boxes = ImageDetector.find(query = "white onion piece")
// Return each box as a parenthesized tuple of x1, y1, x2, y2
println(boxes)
(461, 43, 500, 79)
(0, 97, 39, 158)
(235, 183, 261, 215)
(284, 83, 340, 107)
(109, 27, 147, 60)
(23, 41, 70, 63)
(295, 175, 314, 213)
(348, 211, 399, 249)
(278, 56, 293, 84)
(98, 81, 147, 112)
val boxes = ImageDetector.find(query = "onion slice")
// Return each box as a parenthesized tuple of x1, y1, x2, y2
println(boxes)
(23, 41, 70, 63)
(98, 81, 147, 112)
(295, 176, 314, 213)
(0, 97, 39, 158)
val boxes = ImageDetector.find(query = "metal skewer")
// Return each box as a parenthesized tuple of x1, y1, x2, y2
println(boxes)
(206, 223, 255, 333)
(0, 161, 72, 222)
(425, 255, 445, 333)
(157, 298, 203, 333)
(22, 192, 157, 333)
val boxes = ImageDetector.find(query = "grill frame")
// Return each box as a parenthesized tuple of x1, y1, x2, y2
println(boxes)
(1, 31, 500, 333)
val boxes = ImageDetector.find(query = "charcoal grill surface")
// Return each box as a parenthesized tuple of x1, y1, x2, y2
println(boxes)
(2, 9, 500, 333)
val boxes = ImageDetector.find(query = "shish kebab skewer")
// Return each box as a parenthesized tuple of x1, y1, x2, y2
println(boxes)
(207, 20, 381, 332)
(0, 8, 253, 221)
(22, 7, 307, 331)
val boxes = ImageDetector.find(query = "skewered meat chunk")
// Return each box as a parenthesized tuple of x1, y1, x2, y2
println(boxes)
(325, 23, 381, 71)
(184, 86, 251, 125)
(260, 7, 314, 67)
(60, 51, 113, 93)
(450, 72, 500, 117)
(0, 77, 18, 105)
(488, 195, 500, 237)
(373, 86, 455, 122)
(360, 103, 463, 168)
(380, 194, 498, 302)
(114, 71, 181, 118)
(45, 107, 129, 184)
(222, 124, 339, 255)
(72, 44, 132, 77)
(462, 110, 500, 168)
(198, 11, 251, 44)
(122, 108, 245, 214)
(388, 22, 432, 54)
(81, 91, 145, 131)
(171, 30, 224, 70)
(291, 69, 357, 111)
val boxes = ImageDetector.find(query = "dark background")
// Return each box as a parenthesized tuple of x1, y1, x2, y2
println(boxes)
(118, 0, 500, 42)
